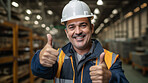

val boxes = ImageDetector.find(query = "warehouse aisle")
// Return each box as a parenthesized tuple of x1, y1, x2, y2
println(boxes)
(122, 63, 148, 83)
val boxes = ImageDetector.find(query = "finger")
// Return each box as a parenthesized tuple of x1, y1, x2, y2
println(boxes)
(99, 52, 105, 65)
(43, 52, 57, 61)
(46, 48, 59, 57)
(90, 75, 103, 80)
(90, 65, 102, 71)
(92, 80, 102, 83)
(47, 34, 52, 46)
(90, 70, 103, 76)
(42, 56, 56, 65)
(42, 62, 53, 67)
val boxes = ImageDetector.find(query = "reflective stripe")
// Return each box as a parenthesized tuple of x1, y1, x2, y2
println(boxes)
(56, 49, 66, 78)
(54, 48, 71, 83)
(57, 48, 62, 61)
(104, 49, 112, 69)
(111, 53, 117, 65)
(113, 54, 119, 64)
(55, 78, 73, 83)
(96, 58, 99, 65)
(96, 49, 119, 69)
(81, 64, 85, 83)
(70, 56, 75, 83)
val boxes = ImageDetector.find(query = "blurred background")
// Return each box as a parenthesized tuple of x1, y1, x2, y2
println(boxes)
(0, 0, 148, 83)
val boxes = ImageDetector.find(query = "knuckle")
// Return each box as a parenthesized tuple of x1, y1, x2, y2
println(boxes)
(52, 61, 56, 64)
(90, 76, 93, 80)
(40, 61, 44, 65)
(50, 64, 53, 67)
(55, 51, 59, 55)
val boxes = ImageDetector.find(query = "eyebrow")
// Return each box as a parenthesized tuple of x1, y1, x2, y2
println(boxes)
(80, 22, 88, 25)
(68, 24, 75, 28)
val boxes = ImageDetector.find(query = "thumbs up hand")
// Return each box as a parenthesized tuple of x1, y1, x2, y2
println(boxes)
(89, 52, 111, 83)
(39, 34, 59, 67)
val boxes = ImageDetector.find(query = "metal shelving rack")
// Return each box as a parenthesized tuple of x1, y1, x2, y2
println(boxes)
(0, 20, 34, 83)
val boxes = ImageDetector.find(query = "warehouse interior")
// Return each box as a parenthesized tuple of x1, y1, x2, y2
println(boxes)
(0, 0, 148, 83)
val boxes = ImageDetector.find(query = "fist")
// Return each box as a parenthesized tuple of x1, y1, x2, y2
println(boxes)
(39, 34, 59, 67)
(89, 52, 111, 83)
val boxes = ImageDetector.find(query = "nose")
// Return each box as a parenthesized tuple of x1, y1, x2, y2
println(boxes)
(75, 26, 82, 34)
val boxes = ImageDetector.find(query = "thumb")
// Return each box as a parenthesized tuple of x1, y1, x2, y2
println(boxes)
(47, 34, 52, 46)
(99, 52, 105, 65)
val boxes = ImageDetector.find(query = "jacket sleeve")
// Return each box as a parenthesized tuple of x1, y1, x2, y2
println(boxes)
(109, 58, 129, 83)
(31, 50, 58, 79)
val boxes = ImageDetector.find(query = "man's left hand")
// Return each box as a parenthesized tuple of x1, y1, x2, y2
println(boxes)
(89, 52, 112, 83)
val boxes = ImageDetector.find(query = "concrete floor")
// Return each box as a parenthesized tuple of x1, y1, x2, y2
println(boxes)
(122, 63, 148, 83)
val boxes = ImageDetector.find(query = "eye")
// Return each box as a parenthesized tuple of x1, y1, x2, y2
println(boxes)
(68, 26, 75, 30)
(80, 24, 87, 28)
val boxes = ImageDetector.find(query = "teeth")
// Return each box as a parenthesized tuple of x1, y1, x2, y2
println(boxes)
(76, 37, 83, 39)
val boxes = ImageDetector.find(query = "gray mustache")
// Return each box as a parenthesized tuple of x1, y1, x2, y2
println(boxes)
(72, 33, 86, 38)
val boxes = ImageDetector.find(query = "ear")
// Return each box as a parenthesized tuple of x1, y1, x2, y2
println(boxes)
(65, 28, 69, 39)
(91, 24, 94, 34)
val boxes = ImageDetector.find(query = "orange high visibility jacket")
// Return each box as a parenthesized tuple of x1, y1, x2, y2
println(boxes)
(31, 39, 129, 83)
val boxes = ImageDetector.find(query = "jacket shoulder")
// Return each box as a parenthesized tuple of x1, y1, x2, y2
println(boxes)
(104, 49, 119, 69)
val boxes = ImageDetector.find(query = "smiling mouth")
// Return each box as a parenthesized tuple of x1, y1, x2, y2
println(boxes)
(73, 35, 86, 41)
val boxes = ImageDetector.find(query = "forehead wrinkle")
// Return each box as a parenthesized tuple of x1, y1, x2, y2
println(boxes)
(67, 21, 88, 27)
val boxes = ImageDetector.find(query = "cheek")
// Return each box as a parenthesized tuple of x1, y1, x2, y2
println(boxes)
(66, 32, 72, 39)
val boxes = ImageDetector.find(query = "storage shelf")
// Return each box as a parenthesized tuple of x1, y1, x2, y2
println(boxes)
(0, 20, 45, 83)
(18, 70, 29, 79)
(0, 56, 14, 64)
(0, 75, 13, 83)
(0, 47, 12, 51)
(33, 36, 46, 40)
(20, 78, 30, 83)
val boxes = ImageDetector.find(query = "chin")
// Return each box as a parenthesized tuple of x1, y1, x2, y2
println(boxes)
(75, 44, 87, 50)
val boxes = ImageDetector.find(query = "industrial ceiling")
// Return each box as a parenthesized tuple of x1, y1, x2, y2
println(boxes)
(0, 0, 142, 36)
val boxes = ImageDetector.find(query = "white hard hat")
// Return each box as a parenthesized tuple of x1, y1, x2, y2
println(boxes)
(61, 0, 94, 24)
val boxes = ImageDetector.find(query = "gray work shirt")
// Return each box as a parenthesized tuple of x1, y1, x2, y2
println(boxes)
(70, 41, 95, 66)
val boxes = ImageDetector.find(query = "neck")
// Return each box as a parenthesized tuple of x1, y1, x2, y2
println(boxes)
(74, 43, 92, 55)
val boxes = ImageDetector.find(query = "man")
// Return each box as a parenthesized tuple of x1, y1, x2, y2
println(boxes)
(31, 0, 129, 83)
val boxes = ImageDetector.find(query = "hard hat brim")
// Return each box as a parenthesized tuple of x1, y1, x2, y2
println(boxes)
(61, 15, 94, 25)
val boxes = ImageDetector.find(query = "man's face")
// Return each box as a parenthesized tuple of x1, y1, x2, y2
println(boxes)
(65, 17, 94, 50)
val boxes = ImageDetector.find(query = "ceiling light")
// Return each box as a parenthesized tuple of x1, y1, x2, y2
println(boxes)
(46, 27, 50, 31)
(25, 16, 30, 20)
(95, 23, 104, 34)
(95, 26, 102, 34)
(12, 1, 19, 7)
(38, 2, 42, 6)
(94, 14, 98, 19)
(34, 21, 39, 25)
(50, 28, 58, 35)
(100, 23, 104, 27)
(140, 3, 147, 9)
(26, 9, 32, 14)
(94, 8, 100, 14)
(104, 18, 109, 23)
(97, 0, 103, 5)
(110, 14, 114, 18)
(47, 10, 53, 15)
(41, 24, 46, 28)
(112, 9, 118, 14)
(124, 12, 133, 18)
(91, 19, 96, 24)
(36, 15, 42, 20)
(134, 7, 140, 12)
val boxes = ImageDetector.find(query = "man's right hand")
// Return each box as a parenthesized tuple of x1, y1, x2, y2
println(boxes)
(39, 34, 59, 67)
